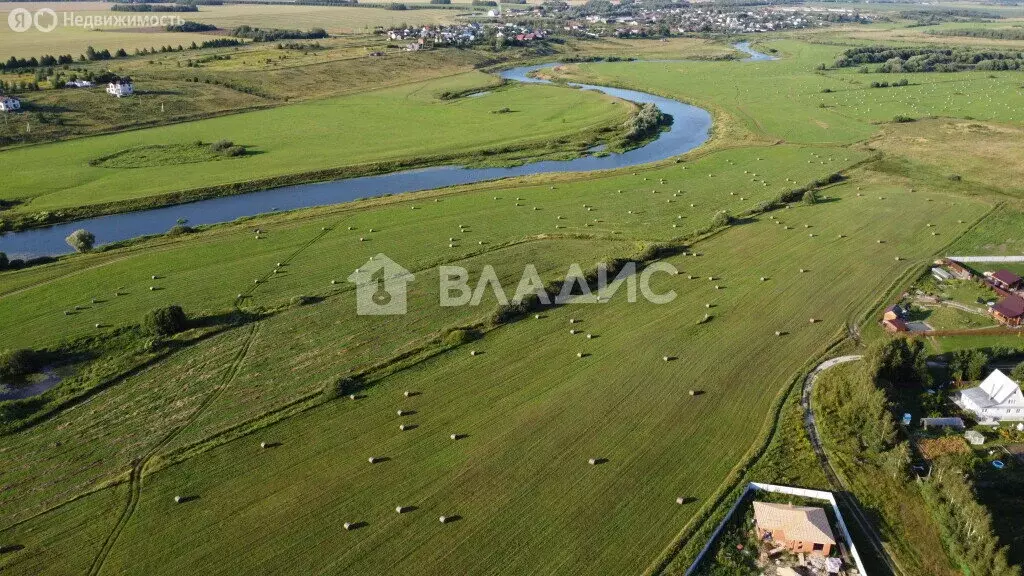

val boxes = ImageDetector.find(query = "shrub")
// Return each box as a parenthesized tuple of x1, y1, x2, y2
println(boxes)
(1012, 361, 1024, 383)
(711, 211, 733, 228)
(143, 305, 188, 336)
(166, 224, 195, 237)
(893, 114, 915, 123)
(223, 145, 246, 157)
(948, 174, 962, 182)
(0, 349, 37, 381)
(802, 190, 818, 205)
(443, 328, 479, 346)
(322, 376, 359, 401)
(65, 229, 95, 252)
(0, 251, 7, 270)
(209, 139, 234, 152)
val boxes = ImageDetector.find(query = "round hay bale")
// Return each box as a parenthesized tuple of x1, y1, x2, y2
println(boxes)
(450, 434, 459, 440)
(809, 318, 817, 324)
(588, 458, 598, 465)
(470, 350, 478, 356)
(689, 390, 696, 396)
(404, 391, 412, 398)
(439, 516, 450, 524)
(331, 280, 338, 285)
(260, 441, 268, 449)
(534, 314, 541, 319)
(775, 331, 782, 336)
(174, 495, 183, 504)
(397, 410, 406, 416)
(396, 506, 408, 514)
(399, 424, 409, 431)
(676, 496, 686, 505)
(344, 522, 354, 530)
(586, 334, 593, 339)
(577, 352, 584, 358)
(663, 356, 670, 362)
(349, 394, 356, 400)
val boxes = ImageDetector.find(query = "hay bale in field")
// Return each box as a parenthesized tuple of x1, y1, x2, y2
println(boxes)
(470, 350, 478, 356)
(588, 458, 598, 465)
(676, 496, 687, 505)
(344, 522, 354, 530)
(760, 277, 767, 282)
(399, 424, 411, 431)
(570, 329, 578, 335)
(439, 516, 452, 524)
(689, 390, 696, 396)
(586, 334, 593, 339)
(450, 434, 459, 440)
(663, 356, 670, 362)
(349, 394, 356, 400)
(331, 280, 338, 285)
(577, 352, 584, 358)
(809, 318, 817, 324)
(174, 496, 183, 504)
(404, 391, 413, 398)
(397, 410, 407, 416)
(260, 441, 268, 449)
(534, 314, 541, 319)
(396, 506, 410, 514)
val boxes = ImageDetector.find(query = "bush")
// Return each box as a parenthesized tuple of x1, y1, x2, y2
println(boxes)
(166, 224, 195, 237)
(0, 251, 8, 270)
(443, 328, 479, 346)
(711, 211, 733, 228)
(322, 376, 359, 401)
(0, 349, 37, 381)
(802, 190, 818, 205)
(65, 229, 95, 252)
(209, 139, 234, 152)
(1011, 361, 1024, 383)
(290, 295, 314, 306)
(143, 305, 188, 336)
(893, 114, 915, 123)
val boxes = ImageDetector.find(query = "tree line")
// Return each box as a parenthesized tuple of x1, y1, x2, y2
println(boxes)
(0, 39, 243, 75)
(230, 25, 328, 42)
(817, 337, 1020, 576)
(834, 46, 1024, 72)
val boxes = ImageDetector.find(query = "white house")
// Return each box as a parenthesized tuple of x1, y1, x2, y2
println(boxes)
(106, 78, 134, 98)
(0, 96, 21, 112)
(955, 369, 1024, 423)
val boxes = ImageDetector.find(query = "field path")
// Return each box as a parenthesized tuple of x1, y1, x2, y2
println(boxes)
(801, 354, 905, 576)
(87, 321, 261, 576)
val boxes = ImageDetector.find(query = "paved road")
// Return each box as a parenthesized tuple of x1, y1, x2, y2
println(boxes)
(802, 355, 905, 576)
(946, 256, 1024, 263)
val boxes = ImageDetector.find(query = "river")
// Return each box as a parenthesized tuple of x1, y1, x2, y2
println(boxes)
(0, 43, 776, 259)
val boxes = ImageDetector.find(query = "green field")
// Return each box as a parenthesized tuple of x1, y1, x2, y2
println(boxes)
(0, 73, 632, 217)
(2, 28, 1024, 576)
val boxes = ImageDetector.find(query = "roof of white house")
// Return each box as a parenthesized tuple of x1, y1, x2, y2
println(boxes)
(980, 369, 1022, 404)
(753, 501, 836, 545)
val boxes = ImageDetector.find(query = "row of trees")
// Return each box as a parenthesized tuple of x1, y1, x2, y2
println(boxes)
(821, 338, 1020, 575)
(230, 25, 328, 42)
(931, 27, 1024, 41)
(834, 46, 1024, 73)
(1, 39, 243, 76)
(110, 3, 199, 12)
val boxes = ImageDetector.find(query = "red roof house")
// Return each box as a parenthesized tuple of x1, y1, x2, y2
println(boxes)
(992, 295, 1024, 326)
(991, 270, 1023, 291)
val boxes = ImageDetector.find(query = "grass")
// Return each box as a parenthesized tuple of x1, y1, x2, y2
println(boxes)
(0, 163, 993, 574)
(0, 75, 633, 217)
(89, 141, 246, 168)
(2, 32, 1022, 575)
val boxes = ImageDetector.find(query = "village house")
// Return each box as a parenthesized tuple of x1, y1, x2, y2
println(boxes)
(0, 95, 21, 112)
(752, 501, 837, 556)
(883, 317, 909, 333)
(955, 369, 1024, 424)
(883, 304, 907, 321)
(106, 77, 134, 98)
(991, 294, 1024, 326)
(990, 269, 1023, 291)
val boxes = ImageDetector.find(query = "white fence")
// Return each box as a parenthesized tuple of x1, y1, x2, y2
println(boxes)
(684, 482, 868, 576)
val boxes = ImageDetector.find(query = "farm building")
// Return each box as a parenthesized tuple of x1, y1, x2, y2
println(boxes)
(931, 267, 953, 282)
(942, 259, 974, 280)
(920, 417, 965, 431)
(107, 78, 134, 98)
(0, 96, 21, 112)
(990, 270, 1023, 291)
(954, 369, 1024, 424)
(883, 318, 909, 333)
(991, 295, 1024, 326)
(883, 304, 907, 321)
(752, 501, 836, 556)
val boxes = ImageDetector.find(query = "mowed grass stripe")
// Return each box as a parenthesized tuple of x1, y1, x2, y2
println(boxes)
(93, 177, 990, 575)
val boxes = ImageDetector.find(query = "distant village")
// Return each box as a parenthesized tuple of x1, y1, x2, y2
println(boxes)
(375, 3, 868, 50)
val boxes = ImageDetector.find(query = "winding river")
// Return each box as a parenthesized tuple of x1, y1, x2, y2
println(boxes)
(0, 43, 774, 259)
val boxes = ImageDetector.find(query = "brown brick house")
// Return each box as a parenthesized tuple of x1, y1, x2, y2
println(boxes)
(753, 501, 837, 556)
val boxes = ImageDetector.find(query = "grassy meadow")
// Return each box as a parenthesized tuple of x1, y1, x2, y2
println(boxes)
(0, 74, 632, 216)
(2, 29, 1024, 576)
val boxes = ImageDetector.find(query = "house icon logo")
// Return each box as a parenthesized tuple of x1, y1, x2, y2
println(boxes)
(347, 254, 415, 316)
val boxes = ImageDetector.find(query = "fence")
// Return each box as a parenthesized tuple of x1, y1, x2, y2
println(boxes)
(685, 482, 868, 576)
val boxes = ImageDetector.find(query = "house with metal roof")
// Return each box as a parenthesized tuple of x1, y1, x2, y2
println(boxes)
(752, 501, 837, 556)
(955, 369, 1024, 424)
(991, 295, 1024, 327)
